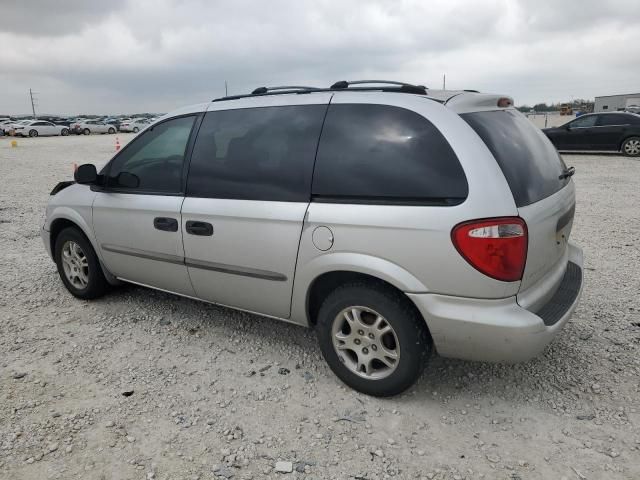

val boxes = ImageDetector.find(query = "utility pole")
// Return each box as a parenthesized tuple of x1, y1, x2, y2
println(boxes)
(443, 74, 446, 90)
(29, 88, 38, 118)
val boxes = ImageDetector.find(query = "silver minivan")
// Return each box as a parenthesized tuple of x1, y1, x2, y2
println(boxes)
(41, 81, 583, 396)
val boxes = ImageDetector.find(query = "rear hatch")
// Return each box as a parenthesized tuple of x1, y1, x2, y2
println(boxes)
(461, 109, 574, 292)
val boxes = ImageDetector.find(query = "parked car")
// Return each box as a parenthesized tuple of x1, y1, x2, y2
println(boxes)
(118, 118, 150, 133)
(41, 81, 583, 396)
(0, 120, 17, 134)
(543, 112, 640, 156)
(12, 119, 70, 137)
(71, 120, 117, 135)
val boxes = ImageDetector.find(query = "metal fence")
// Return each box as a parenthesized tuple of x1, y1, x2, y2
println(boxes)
(525, 113, 574, 129)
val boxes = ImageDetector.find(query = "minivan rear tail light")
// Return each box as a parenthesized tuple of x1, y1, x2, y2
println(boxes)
(451, 217, 527, 282)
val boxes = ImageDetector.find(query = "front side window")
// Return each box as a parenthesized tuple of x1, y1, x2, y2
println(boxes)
(187, 105, 326, 202)
(312, 104, 468, 204)
(106, 115, 196, 193)
(569, 115, 597, 128)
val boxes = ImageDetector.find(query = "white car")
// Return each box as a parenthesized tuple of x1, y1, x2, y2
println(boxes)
(13, 120, 70, 137)
(119, 118, 150, 133)
(0, 120, 16, 134)
(2, 119, 30, 134)
(72, 120, 117, 135)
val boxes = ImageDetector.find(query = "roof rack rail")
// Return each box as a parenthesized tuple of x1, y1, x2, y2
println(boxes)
(212, 80, 430, 102)
(330, 80, 427, 94)
(250, 85, 319, 95)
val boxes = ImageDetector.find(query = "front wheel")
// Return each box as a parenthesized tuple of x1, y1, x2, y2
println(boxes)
(108, 127, 116, 134)
(132, 127, 139, 133)
(29, 129, 38, 137)
(83, 128, 90, 135)
(316, 282, 431, 397)
(61, 128, 69, 136)
(54, 227, 109, 299)
(621, 137, 640, 157)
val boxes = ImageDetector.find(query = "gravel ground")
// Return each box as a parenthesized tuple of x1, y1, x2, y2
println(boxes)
(1, 134, 639, 480)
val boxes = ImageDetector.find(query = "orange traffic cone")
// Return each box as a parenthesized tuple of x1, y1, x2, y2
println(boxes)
(115, 137, 121, 152)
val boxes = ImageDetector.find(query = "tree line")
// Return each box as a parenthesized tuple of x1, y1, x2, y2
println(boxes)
(516, 99, 594, 113)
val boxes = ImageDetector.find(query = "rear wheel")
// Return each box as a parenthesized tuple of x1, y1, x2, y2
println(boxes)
(133, 127, 139, 133)
(316, 282, 431, 397)
(54, 227, 109, 299)
(621, 137, 640, 157)
(83, 128, 90, 135)
(29, 129, 38, 137)
(108, 127, 116, 134)
(61, 128, 69, 136)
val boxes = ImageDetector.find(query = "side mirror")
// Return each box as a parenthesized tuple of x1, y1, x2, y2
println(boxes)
(74, 164, 98, 184)
(116, 171, 140, 188)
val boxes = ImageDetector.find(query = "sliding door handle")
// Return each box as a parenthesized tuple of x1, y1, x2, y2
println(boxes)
(186, 220, 214, 236)
(153, 217, 178, 232)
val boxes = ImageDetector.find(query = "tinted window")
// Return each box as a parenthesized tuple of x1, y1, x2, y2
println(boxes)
(312, 104, 467, 204)
(462, 110, 568, 207)
(598, 114, 632, 126)
(106, 115, 196, 193)
(569, 115, 597, 128)
(187, 105, 326, 202)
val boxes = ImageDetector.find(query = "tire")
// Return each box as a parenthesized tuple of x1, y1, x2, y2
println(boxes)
(54, 227, 109, 300)
(133, 127, 139, 133)
(61, 128, 69, 136)
(29, 129, 38, 137)
(108, 127, 116, 134)
(316, 282, 431, 397)
(83, 128, 90, 135)
(621, 137, 640, 157)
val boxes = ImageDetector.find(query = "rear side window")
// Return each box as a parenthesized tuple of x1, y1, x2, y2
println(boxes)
(187, 105, 326, 202)
(598, 114, 634, 126)
(462, 110, 569, 207)
(312, 104, 467, 204)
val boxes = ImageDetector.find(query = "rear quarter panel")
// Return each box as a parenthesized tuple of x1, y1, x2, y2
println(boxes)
(290, 93, 523, 325)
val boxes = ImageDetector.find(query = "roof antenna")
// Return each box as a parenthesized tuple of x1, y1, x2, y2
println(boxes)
(443, 74, 446, 90)
(225, 80, 228, 97)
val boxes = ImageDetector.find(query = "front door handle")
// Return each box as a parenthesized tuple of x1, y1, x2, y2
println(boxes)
(185, 220, 213, 236)
(153, 217, 178, 232)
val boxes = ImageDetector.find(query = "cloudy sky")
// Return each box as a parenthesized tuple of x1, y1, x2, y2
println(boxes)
(1, 0, 639, 115)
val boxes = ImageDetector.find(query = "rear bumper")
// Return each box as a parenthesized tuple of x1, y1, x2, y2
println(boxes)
(408, 242, 584, 363)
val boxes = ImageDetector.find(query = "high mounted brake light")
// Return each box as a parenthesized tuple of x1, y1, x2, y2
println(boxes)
(497, 97, 513, 108)
(452, 217, 527, 282)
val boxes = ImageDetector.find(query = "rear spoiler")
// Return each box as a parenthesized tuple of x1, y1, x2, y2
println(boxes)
(444, 92, 515, 114)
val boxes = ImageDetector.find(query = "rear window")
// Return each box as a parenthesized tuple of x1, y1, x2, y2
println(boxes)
(312, 104, 468, 204)
(461, 110, 569, 207)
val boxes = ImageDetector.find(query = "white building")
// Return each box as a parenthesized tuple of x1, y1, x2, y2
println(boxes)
(594, 93, 640, 112)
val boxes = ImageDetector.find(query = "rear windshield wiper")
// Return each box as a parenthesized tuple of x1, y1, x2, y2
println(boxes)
(559, 166, 575, 180)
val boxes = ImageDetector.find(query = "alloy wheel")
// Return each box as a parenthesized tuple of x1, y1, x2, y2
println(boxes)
(331, 306, 400, 380)
(61, 240, 89, 289)
(624, 139, 640, 156)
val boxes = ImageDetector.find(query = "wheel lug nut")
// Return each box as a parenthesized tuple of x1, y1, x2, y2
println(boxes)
(354, 339, 361, 345)
(358, 330, 364, 336)
(362, 348, 369, 354)
(371, 344, 377, 351)
(368, 333, 375, 339)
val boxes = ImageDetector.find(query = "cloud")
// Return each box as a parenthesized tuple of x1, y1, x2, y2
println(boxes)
(0, 0, 639, 114)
